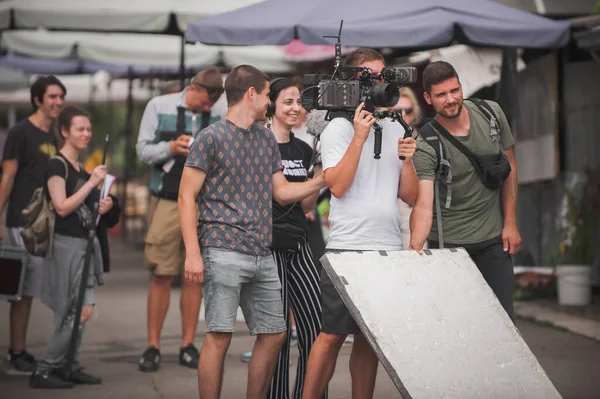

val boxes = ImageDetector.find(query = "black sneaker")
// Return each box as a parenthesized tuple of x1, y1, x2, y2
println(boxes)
(179, 344, 199, 369)
(30, 369, 74, 389)
(7, 350, 37, 374)
(139, 346, 161, 372)
(56, 367, 102, 385)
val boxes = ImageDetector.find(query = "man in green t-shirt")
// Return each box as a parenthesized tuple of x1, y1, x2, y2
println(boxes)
(410, 61, 521, 319)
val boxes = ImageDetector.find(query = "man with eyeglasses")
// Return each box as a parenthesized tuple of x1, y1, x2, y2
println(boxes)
(135, 68, 225, 373)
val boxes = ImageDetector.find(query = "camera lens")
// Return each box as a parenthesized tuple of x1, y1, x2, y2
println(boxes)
(369, 83, 399, 108)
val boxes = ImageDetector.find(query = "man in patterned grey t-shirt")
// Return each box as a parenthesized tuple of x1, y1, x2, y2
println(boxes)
(178, 65, 326, 399)
(187, 118, 281, 256)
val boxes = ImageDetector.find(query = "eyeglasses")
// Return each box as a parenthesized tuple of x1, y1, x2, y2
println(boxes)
(397, 107, 413, 115)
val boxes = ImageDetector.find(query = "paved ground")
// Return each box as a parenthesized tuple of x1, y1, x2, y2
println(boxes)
(1, 240, 599, 398)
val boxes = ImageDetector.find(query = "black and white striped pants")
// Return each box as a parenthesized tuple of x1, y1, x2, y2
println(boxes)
(268, 243, 326, 399)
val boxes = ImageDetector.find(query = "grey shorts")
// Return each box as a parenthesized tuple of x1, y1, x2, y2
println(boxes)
(6, 227, 45, 298)
(201, 247, 286, 335)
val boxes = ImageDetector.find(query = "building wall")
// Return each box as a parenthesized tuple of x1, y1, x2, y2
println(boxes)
(516, 60, 600, 286)
(564, 61, 600, 172)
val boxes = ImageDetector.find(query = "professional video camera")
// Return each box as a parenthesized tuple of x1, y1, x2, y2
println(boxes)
(302, 66, 417, 115)
(301, 21, 419, 159)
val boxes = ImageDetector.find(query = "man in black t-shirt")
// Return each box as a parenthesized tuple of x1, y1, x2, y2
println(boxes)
(0, 75, 66, 373)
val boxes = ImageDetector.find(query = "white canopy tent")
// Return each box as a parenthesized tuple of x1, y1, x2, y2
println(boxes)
(0, 0, 264, 32)
(0, 64, 30, 127)
(0, 71, 156, 107)
(0, 64, 29, 91)
(407, 45, 527, 98)
(0, 0, 269, 90)
(0, 29, 296, 73)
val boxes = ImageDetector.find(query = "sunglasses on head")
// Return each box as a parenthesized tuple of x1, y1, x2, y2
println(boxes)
(397, 107, 413, 115)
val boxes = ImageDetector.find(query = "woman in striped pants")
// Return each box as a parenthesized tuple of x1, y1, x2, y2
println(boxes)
(267, 78, 325, 399)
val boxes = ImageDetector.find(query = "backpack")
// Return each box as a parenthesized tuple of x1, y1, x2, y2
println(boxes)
(419, 98, 511, 248)
(20, 156, 69, 258)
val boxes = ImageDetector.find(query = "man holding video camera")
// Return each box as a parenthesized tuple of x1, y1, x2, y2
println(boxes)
(303, 48, 419, 398)
(135, 68, 224, 373)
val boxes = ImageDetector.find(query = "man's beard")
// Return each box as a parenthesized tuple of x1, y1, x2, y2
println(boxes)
(438, 101, 463, 119)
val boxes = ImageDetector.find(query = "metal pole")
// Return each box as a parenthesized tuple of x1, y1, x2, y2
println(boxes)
(121, 67, 134, 240)
(64, 134, 109, 379)
(7, 107, 17, 129)
(495, 48, 520, 132)
(179, 33, 186, 90)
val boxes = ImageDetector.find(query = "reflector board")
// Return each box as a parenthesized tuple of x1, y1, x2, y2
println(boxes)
(320, 249, 561, 399)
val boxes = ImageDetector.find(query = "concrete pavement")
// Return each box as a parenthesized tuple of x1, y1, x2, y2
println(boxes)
(1, 240, 600, 398)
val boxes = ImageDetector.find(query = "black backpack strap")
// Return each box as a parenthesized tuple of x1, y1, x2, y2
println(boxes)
(420, 123, 453, 207)
(465, 98, 500, 142)
(176, 106, 186, 133)
(419, 122, 451, 248)
(200, 111, 211, 130)
(419, 124, 442, 176)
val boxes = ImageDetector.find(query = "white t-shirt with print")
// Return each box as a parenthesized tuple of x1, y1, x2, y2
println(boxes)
(321, 117, 405, 251)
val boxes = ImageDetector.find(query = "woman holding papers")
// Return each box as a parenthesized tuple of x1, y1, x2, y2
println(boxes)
(30, 105, 120, 389)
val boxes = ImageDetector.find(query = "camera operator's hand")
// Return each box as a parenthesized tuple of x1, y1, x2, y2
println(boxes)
(170, 134, 191, 157)
(353, 102, 376, 144)
(398, 137, 417, 162)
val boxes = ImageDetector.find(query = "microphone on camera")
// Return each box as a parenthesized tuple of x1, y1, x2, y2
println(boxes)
(306, 110, 330, 137)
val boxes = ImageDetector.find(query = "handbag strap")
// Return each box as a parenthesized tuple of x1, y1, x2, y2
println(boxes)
(49, 155, 69, 181)
(429, 120, 486, 179)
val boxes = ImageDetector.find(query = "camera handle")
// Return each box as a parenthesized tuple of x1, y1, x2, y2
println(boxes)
(372, 111, 414, 160)
(373, 122, 383, 159)
(394, 111, 414, 161)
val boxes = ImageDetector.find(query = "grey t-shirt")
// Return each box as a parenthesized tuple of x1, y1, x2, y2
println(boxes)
(185, 119, 283, 256)
(413, 100, 515, 245)
(321, 117, 405, 251)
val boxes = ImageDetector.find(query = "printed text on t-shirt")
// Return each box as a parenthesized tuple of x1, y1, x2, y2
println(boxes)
(282, 159, 307, 177)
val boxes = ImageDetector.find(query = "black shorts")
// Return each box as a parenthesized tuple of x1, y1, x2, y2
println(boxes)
(320, 258, 361, 335)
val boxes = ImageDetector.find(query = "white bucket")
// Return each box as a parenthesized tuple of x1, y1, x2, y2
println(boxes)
(556, 265, 592, 306)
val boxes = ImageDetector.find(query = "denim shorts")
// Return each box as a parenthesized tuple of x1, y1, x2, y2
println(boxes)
(7, 227, 45, 298)
(201, 247, 286, 335)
